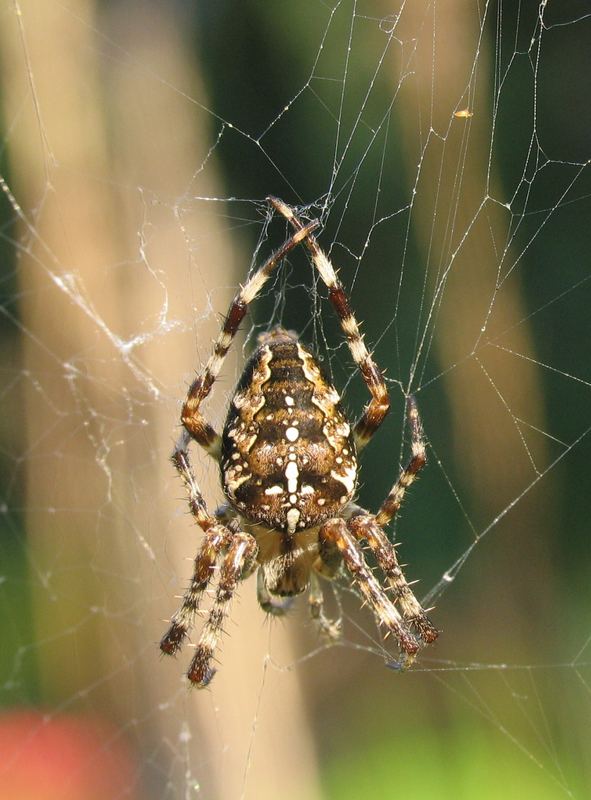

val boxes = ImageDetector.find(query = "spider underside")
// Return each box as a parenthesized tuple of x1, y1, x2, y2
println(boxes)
(161, 197, 438, 687)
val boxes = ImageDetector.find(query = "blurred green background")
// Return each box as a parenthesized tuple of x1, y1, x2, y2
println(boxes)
(0, 1, 590, 798)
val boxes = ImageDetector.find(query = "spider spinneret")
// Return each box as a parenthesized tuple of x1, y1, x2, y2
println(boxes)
(160, 197, 438, 687)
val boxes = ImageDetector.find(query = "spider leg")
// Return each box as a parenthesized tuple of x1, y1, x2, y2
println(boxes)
(160, 524, 230, 655)
(160, 438, 233, 654)
(349, 514, 438, 643)
(170, 431, 222, 531)
(187, 532, 258, 688)
(349, 395, 436, 643)
(268, 197, 390, 452)
(180, 216, 319, 459)
(318, 518, 419, 660)
(308, 572, 342, 641)
(375, 395, 426, 527)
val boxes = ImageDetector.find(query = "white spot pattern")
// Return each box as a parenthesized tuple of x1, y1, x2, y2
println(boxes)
(286, 426, 299, 442)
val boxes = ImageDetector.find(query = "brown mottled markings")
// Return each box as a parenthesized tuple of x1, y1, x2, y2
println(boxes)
(221, 330, 358, 534)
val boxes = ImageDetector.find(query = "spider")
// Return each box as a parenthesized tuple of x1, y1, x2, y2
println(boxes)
(160, 197, 438, 687)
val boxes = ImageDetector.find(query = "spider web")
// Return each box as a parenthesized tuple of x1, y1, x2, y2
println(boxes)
(1, 1, 590, 798)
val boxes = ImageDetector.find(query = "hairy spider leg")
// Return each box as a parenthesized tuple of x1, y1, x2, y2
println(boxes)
(160, 524, 229, 656)
(187, 532, 258, 688)
(349, 514, 438, 643)
(267, 197, 390, 452)
(180, 217, 319, 459)
(160, 440, 233, 654)
(375, 395, 427, 527)
(318, 518, 419, 659)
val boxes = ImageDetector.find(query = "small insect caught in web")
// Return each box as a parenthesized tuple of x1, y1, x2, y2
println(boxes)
(160, 197, 438, 687)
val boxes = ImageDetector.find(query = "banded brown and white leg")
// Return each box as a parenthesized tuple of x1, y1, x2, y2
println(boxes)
(318, 518, 419, 660)
(375, 395, 427, 527)
(161, 437, 233, 654)
(267, 196, 390, 452)
(170, 430, 220, 531)
(160, 523, 231, 655)
(180, 218, 319, 459)
(348, 514, 438, 644)
(187, 532, 258, 687)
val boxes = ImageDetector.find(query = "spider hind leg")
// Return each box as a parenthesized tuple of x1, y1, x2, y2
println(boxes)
(349, 514, 438, 644)
(318, 518, 419, 658)
(187, 532, 258, 688)
(159, 523, 229, 656)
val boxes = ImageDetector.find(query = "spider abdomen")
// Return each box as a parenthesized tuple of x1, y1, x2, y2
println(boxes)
(221, 327, 357, 534)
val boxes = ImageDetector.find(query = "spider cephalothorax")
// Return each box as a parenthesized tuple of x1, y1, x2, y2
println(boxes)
(161, 198, 438, 687)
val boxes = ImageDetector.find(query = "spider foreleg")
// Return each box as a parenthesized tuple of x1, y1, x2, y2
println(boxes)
(349, 514, 438, 644)
(187, 532, 258, 688)
(318, 518, 418, 659)
(267, 196, 391, 451)
(181, 217, 319, 458)
(376, 395, 427, 527)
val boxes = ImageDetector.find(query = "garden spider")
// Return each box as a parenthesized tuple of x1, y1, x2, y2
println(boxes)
(160, 197, 438, 687)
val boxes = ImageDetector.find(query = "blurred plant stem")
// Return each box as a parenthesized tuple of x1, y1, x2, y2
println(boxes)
(0, 2, 323, 798)
(390, 0, 557, 655)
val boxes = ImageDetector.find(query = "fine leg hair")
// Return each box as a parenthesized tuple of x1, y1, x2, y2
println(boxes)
(318, 518, 419, 659)
(180, 215, 319, 460)
(160, 432, 257, 686)
(160, 434, 234, 655)
(160, 523, 230, 656)
(187, 532, 258, 688)
(375, 395, 427, 527)
(348, 514, 437, 643)
(163, 432, 259, 686)
(349, 395, 437, 643)
(268, 197, 391, 452)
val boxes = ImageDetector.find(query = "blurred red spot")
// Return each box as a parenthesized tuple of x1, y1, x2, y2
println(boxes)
(0, 711, 138, 800)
